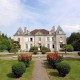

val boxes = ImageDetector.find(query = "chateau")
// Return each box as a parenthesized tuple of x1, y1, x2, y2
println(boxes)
(12, 26, 66, 51)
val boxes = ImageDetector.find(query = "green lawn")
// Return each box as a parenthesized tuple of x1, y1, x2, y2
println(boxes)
(47, 60, 80, 80)
(0, 60, 34, 80)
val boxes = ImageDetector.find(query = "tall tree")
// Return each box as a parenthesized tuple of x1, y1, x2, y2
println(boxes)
(67, 32, 80, 51)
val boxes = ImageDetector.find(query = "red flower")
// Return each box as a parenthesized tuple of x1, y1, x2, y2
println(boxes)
(18, 53, 32, 62)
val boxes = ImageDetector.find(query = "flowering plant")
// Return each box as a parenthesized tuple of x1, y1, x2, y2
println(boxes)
(47, 52, 62, 68)
(18, 53, 32, 67)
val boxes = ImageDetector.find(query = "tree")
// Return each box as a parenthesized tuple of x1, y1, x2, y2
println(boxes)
(63, 44, 74, 52)
(0, 33, 20, 52)
(67, 32, 80, 51)
(0, 34, 11, 52)
(72, 39, 80, 51)
(10, 41, 20, 52)
(67, 33, 80, 44)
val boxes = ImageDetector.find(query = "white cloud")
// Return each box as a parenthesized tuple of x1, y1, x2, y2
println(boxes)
(0, 0, 80, 36)
(62, 25, 80, 36)
(0, 0, 40, 28)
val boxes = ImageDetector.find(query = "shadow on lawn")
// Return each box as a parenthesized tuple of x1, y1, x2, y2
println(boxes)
(42, 60, 59, 77)
(49, 71, 59, 77)
(7, 73, 17, 79)
(42, 60, 52, 69)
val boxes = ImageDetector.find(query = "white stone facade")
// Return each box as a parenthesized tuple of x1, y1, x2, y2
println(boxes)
(12, 26, 66, 51)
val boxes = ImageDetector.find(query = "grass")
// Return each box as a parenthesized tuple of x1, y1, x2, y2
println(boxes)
(0, 60, 34, 80)
(47, 60, 80, 80)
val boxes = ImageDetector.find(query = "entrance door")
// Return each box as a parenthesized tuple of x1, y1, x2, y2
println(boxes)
(38, 43, 42, 51)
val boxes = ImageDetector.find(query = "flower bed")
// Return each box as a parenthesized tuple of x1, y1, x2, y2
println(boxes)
(47, 52, 70, 77)
(47, 52, 62, 68)
(18, 53, 32, 67)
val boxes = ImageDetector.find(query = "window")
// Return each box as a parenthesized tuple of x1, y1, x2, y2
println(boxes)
(47, 44, 50, 48)
(26, 44, 28, 49)
(30, 38, 33, 42)
(39, 37, 41, 41)
(30, 44, 33, 47)
(18, 38, 20, 42)
(52, 37, 54, 41)
(52, 44, 54, 48)
(60, 37, 62, 39)
(47, 37, 49, 41)
(60, 43, 64, 48)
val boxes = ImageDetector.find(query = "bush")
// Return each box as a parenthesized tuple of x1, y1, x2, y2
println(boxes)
(41, 46, 51, 54)
(18, 53, 32, 67)
(29, 46, 38, 52)
(64, 44, 74, 52)
(42, 50, 46, 54)
(33, 50, 38, 54)
(9, 48, 18, 53)
(47, 52, 62, 68)
(56, 62, 70, 77)
(12, 62, 26, 78)
(78, 51, 80, 56)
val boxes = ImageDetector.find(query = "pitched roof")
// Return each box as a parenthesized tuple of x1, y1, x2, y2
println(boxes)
(14, 27, 23, 36)
(56, 26, 65, 35)
(30, 29, 49, 35)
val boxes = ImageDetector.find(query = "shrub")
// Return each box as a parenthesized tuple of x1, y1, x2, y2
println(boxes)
(10, 48, 18, 53)
(78, 51, 80, 56)
(41, 46, 51, 54)
(12, 62, 26, 78)
(47, 52, 62, 68)
(29, 46, 38, 52)
(64, 44, 74, 52)
(56, 62, 70, 77)
(42, 50, 46, 54)
(18, 53, 32, 67)
(33, 50, 38, 54)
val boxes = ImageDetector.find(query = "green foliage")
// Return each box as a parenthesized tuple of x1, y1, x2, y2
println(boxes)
(67, 32, 80, 51)
(64, 44, 74, 52)
(0, 34, 11, 52)
(0, 60, 34, 80)
(47, 53, 62, 69)
(10, 41, 20, 53)
(33, 50, 38, 54)
(41, 46, 51, 54)
(29, 46, 38, 52)
(0, 33, 20, 52)
(29, 46, 38, 54)
(56, 62, 70, 77)
(18, 53, 32, 67)
(72, 39, 80, 51)
(12, 62, 26, 78)
(78, 51, 80, 56)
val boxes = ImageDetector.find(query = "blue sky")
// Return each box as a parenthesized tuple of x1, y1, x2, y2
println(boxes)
(0, 0, 80, 36)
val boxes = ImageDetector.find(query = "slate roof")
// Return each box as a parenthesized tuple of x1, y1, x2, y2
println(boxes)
(14, 26, 65, 36)
(14, 27, 23, 36)
(30, 29, 49, 35)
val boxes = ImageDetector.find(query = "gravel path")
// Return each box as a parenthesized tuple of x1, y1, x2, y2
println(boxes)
(32, 58, 50, 80)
